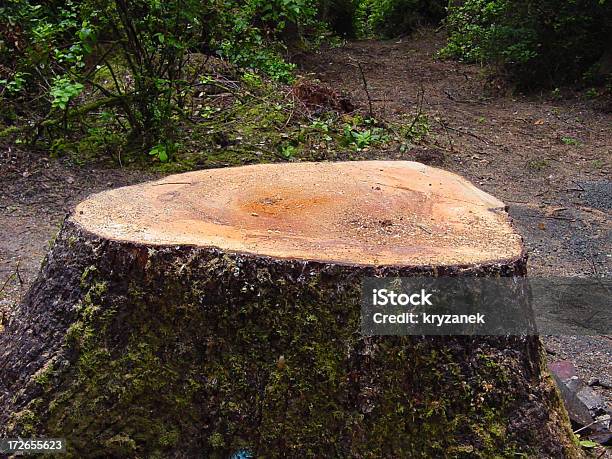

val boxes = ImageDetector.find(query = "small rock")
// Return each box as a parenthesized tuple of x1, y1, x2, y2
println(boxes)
(549, 360, 576, 381)
(553, 375, 595, 426)
(589, 430, 612, 446)
(553, 372, 612, 442)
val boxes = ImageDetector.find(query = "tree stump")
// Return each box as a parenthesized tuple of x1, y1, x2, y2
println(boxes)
(0, 161, 578, 457)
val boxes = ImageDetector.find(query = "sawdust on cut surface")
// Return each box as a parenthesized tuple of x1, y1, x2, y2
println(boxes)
(73, 161, 522, 266)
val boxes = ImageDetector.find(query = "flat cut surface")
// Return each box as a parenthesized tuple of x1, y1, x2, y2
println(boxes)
(72, 161, 523, 266)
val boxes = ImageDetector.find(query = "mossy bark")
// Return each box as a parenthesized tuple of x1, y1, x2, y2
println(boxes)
(0, 220, 580, 458)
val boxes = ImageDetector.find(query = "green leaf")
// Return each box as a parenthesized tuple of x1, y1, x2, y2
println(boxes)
(579, 440, 598, 448)
(149, 144, 169, 162)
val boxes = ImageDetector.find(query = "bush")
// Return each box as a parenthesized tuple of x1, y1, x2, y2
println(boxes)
(0, 0, 325, 155)
(209, 0, 323, 82)
(317, 0, 358, 37)
(354, 0, 446, 38)
(441, 0, 612, 87)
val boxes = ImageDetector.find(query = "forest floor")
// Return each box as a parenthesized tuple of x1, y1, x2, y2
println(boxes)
(1, 30, 611, 405)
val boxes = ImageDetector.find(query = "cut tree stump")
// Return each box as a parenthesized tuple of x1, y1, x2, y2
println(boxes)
(0, 161, 578, 457)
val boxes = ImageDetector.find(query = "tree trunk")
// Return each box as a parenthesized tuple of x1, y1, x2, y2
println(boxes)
(0, 161, 579, 457)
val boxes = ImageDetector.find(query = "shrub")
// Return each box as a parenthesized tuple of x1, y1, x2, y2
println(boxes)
(209, 0, 323, 82)
(0, 0, 325, 156)
(317, 0, 358, 37)
(354, 0, 446, 38)
(441, 0, 612, 87)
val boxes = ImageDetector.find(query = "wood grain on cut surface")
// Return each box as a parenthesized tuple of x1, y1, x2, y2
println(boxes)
(72, 161, 522, 266)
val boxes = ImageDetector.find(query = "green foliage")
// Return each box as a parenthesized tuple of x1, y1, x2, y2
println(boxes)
(0, 72, 28, 96)
(279, 143, 297, 158)
(399, 112, 430, 142)
(93, 0, 202, 148)
(561, 136, 581, 146)
(441, 0, 612, 87)
(50, 77, 84, 110)
(241, 71, 264, 88)
(578, 438, 598, 448)
(0, 0, 326, 159)
(341, 117, 388, 149)
(1, 0, 90, 97)
(3, 0, 611, 168)
(343, 125, 376, 148)
(148, 144, 171, 163)
(354, 0, 446, 38)
(205, 0, 322, 83)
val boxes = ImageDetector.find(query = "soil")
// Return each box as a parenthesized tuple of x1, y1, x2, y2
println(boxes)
(1, 28, 610, 413)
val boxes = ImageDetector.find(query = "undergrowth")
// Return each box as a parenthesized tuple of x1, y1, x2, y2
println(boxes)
(18, 56, 431, 172)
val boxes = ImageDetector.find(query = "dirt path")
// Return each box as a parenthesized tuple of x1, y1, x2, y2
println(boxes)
(1, 30, 610, 407)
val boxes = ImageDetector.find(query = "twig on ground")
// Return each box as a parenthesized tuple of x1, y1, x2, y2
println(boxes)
(543, 215, 576, 221)
(16, 262, 23, 287)
(415, 223, 432, 234)
(436, 119, 455, 152)
(407, 83, 425, 135)
(573, 416, 609, 434)
(440, 122, 500, 147)
(567, 181, 585, 192)
(443, 124, 491, 145)
(0, 261, 22, 296)
(348, 57, 374, 118)
(443, 89, 490, 105)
